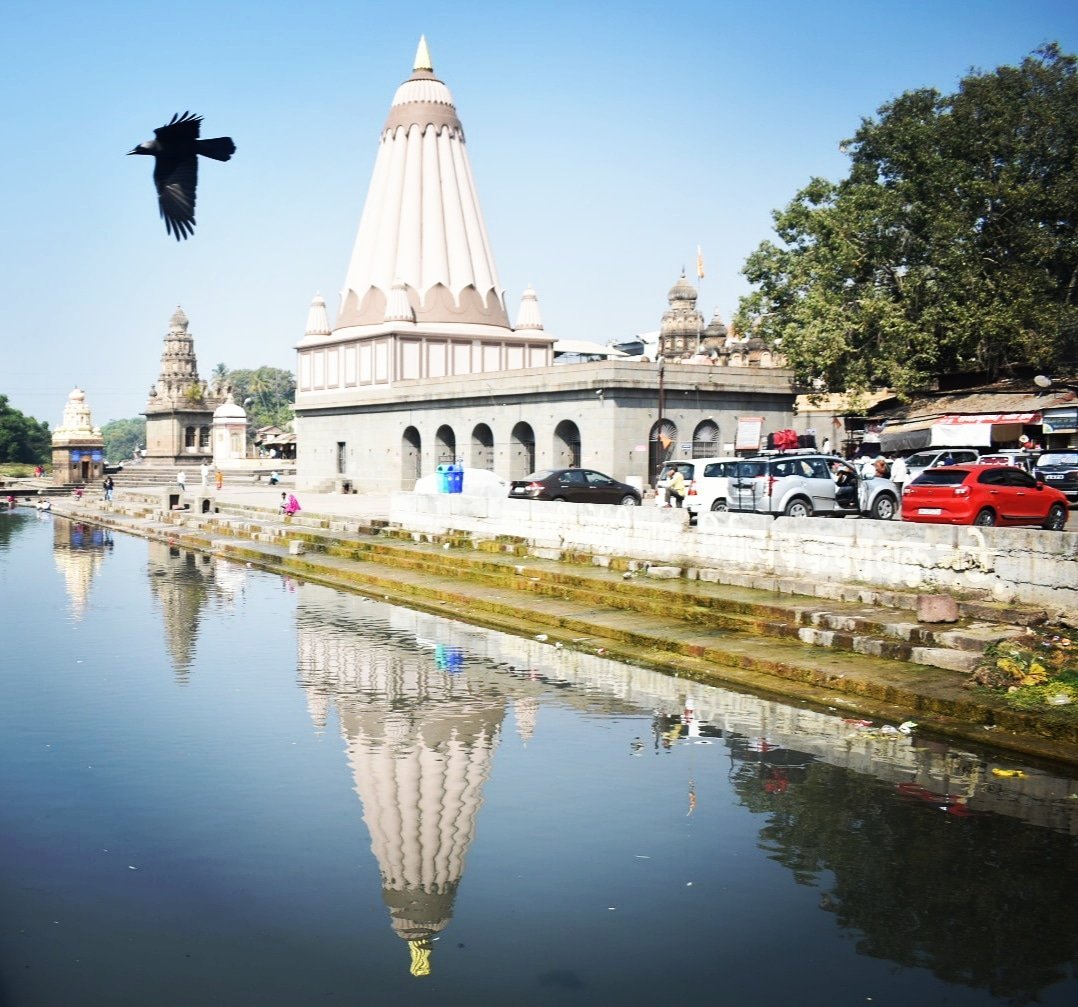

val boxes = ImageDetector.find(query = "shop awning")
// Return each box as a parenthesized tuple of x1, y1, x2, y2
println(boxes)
(879, 419, 934, 453)
(932, 412, 1042, 447)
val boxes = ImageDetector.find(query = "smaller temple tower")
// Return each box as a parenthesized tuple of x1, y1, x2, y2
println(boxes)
(143, 307, 225, 465)
(658, 272, 706, 359)
(51, 387, 105, 485)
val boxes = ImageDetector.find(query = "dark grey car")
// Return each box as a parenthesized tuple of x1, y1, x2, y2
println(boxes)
(1033, 452, 1078, 503)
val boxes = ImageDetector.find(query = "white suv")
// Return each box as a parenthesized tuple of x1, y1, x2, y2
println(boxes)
(685, 457, 741, 515)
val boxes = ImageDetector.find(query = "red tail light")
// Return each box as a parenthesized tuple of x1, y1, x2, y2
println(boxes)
(954, 486, 970, 497)
(766, 476, 777, 495)
(687, 480, 698, 498)
(527, 482, 544, 492)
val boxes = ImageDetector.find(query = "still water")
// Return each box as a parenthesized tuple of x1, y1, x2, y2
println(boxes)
(2, 512, 1078, 1006)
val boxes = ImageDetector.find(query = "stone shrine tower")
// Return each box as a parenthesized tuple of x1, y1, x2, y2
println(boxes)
(51, 387, 105, 485)
(659, 272, 706, 359)
(143, 307, 225, 465)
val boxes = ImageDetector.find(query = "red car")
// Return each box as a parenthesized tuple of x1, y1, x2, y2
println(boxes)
(901, 463, 1069, 530)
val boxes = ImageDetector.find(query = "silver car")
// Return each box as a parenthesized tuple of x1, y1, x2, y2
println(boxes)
(727, 454, 900, 519)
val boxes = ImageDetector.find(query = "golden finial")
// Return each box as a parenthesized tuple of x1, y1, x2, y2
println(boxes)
(414, 35, 433, 72)
(409, 939, 432, 977)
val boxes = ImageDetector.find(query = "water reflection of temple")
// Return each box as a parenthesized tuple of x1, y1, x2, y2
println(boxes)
(145, 542, 247, 682)
(298, 592, 507, 977)
(52, 517, 113, 620)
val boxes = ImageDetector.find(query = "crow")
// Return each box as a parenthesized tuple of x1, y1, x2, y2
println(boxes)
(128, 112, 236, 240)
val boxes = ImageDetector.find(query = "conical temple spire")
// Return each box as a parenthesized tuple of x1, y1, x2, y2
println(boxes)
(514, 285, 544, 331)
(413, 35, 432, 72)
(335, 38, 510, 332)
(304, 293, 331, 337)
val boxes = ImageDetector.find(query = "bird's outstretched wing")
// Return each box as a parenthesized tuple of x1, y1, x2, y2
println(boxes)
(154, 155, 198, 240)
(155, 111, 203, 144)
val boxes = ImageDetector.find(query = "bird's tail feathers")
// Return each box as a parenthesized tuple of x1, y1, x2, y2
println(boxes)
(197, 137, 236, 161)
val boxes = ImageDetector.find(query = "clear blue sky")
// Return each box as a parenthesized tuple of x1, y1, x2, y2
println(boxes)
(2, 0, 1076, 426)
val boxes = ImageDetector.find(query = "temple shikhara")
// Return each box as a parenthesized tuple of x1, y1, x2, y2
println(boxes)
(293, 37, 795, 493)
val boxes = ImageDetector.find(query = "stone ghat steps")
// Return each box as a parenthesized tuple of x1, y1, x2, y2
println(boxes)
(191, 504, 1031, 676)
(199, 529, 1078, 756)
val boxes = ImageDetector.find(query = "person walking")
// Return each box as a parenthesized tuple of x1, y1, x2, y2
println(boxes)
(177, 470, 187, 492)
(103, 475, 114, 502)
(200, 462, 210, 489)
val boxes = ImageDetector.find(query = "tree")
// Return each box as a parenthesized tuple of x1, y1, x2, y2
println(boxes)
(210, 362, 229, 395)
(735, 44, 1078, 397)
(225, 366, 296, 431)
(101, 417, 146, 463)
(0, 395, 51, 463)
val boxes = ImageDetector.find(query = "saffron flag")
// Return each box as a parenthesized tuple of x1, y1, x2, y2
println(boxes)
(696, 245, 705, 279)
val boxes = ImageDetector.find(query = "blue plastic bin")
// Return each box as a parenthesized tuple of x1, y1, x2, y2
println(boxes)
(447, 464, 464, 494)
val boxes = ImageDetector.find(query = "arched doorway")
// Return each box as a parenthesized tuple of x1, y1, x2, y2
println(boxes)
(402, 427, 421, 488)
(649, 419, 677, 486)
(471, 424, 494, 470)
(692, 420, 720, 457)
(510, 422, 535, 479)
(435, 425, 457, 464)
(553, 420, 581, 468)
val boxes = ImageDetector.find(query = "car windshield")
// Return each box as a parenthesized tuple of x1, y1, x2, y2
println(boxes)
(913, 469, 969, 486)
(904, 451, 939, 468)
(522, 470, 558, 481)
(1039, 453, 1078, 467)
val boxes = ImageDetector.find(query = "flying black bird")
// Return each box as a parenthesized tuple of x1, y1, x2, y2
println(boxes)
(128, 112, 236, 240)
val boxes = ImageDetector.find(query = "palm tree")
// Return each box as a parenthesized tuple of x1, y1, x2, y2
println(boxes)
(210, 362, 229, 395)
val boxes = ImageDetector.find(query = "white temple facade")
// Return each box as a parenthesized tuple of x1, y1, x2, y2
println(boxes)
(294, 39, 795, 494)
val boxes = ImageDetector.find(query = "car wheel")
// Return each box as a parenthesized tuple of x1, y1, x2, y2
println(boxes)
(973, 508, 997, 527)
(784, 498, 813, 518)
(619, 494, 639, 506)
(552, 496, 567, 503)
(710, 499, 728, 512)
(1043, 503, 1067, 531)
(870, 493, 897, 521)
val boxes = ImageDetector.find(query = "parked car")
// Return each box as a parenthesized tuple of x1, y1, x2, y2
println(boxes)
(685, 456, 741, 514)
(977, 450, 1040, 473)
(1033, 451, 1078, 503)
(508, 468, 641, 505)
(901, 463, 1069, 529)
(901, 447, 980, 484)
(654, 457, 741, 514)
(726, 454, 901, 519)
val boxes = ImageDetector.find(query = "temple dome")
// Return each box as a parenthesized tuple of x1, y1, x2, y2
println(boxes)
(213, 394, 247, 421)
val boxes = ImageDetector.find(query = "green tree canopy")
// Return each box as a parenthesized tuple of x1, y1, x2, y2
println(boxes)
(218, 366, 295, 432)
(101, 417, 146, 463)
(735, 44, 1078, 397)
(0, 395, 51, 464)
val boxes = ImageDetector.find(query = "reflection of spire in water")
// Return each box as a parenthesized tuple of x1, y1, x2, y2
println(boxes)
(297, 595, 505, 977)
(145, 541, 213, 682)
(52, 519, 111, 620)
(514, 695, 538, 746)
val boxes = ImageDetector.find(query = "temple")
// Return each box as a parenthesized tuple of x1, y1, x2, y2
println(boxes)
(294, 38, 795, 493)
(143, 307, 226, 466)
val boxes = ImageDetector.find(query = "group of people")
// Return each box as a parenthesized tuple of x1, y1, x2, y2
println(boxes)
(279, 492, 301, 516)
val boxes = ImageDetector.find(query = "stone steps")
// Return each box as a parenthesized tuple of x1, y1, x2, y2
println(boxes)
(193, 502, 1028, 676)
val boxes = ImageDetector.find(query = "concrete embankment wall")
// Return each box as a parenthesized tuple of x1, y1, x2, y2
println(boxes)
(389, 493, 1078, 615)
